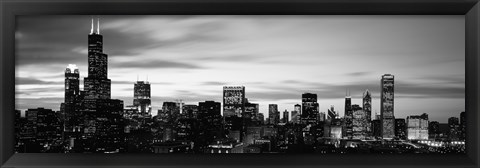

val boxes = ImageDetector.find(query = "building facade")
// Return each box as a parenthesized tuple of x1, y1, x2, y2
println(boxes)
(406, 113, 429, 140)
(133, 81, 152, 118)
(301, 93, 319, 125)
(223, 86, 245, 117)
(380, 74, 395, 139)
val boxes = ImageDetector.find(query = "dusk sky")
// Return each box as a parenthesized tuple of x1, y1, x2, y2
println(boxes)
(15, 15, 465, 123)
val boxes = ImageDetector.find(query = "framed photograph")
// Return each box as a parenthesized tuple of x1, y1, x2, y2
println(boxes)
(1, 0, 479, 168)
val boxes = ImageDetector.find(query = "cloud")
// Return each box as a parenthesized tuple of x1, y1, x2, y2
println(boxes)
(347, 72, 372, 77)
(15, 77, 63, 85)
(110, 59, 203, 69)
(201, 81, 228, 86)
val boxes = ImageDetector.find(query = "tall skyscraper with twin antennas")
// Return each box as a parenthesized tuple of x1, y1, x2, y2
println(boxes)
(84, 18, 111, 100)
(134, 80, 152, 118)
(78, 18, 125, 153)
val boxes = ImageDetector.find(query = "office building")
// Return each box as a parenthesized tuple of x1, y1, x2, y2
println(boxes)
(283, 110, 289, 123)
(344, 92, 353, 139)
(380, 74, 395, 139)
(407, 113, 429, 140)
(448, 117, 460, 141)
(301, 93, 319, 125)
(352, 104, 367, 139)
(268, 104, 279, 125)
(394, 118, 406, 140)
(363, 89, 372, 134)
(133, 81, 151, 118)
(223, 86, 245, 117)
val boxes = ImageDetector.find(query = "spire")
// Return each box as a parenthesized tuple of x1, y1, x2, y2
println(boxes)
(90, 18, 94, 34)
(97, 18, 100, 34)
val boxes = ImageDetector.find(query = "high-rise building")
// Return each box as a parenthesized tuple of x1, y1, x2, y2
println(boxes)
(84, 19, 111, 100)
(268, 104, 279, 125)
(301, 93, 319, 125)
(291, 110, 299, 124)
(198, 101, 224, 148)
(133, 81, 151, 118)
(292, 104, 301, 124)
(428, 121, 440, 139)
(363, 89, 372, 135)
(372, 119, 381, 138)
(198, 101, 222, 123)
(407, 113, 429, 140)
(448, 117, 460, 141)
(394, 118, 406, 140)
(460, 111, 466, 140)
(78, 20, 125, 153)
(344, 93, 353, 139)
(318, 112, 326, 122)
(352, 104, 367, 139)
(182, 104, 198, 119)
(294, 104, 301, 115)
(327, 106, 336, 120)
(283, 110, 289, 123)
(223, 86, 245, 117)
(64, 64, 80, 133)
(65, 64, 80, 105)
(244, 100, 259, 121)
(380, 74, 395, 139)
(363, 90, 372, 121)
(160, 102, 179, 123)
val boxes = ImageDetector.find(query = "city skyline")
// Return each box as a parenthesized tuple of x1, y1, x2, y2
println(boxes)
(15, 15, 465, 123)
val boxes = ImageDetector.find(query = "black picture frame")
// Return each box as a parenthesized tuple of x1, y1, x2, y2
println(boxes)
(1, 0, 479, 167)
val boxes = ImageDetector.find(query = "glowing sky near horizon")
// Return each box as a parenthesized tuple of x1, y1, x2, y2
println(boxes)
(15, 15, 465, 123)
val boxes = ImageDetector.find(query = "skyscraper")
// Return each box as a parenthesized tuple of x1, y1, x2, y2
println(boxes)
(344, 92, 353, 139)
(268, 104, 279, 125)
(78, 19, 125, 153)
(64, 64, 80, 133)
(301, 93, 319, 125)
(133, 81, 151, 118)
(223, 86, 245, 117)
(448, 117, 460, 141)
(327, 106, 336, 120)
(283, 110, 289, 123)
(84, 19, 111, 100)
(198, 101, 223, 148)
(65, 64, 80, 105)
(294, 104, 301, 114)
(352, 104, 366, 139)
(291, 111, 299, 124)
(292, 104, 301, 124)
(244, 99, 259, 121)
(380, 74, 395, 139)
(363, 89, 372, 135)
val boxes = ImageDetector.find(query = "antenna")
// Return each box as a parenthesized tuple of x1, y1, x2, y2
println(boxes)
(90, 18, 94, 34)
(97, 18, 100, 34)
